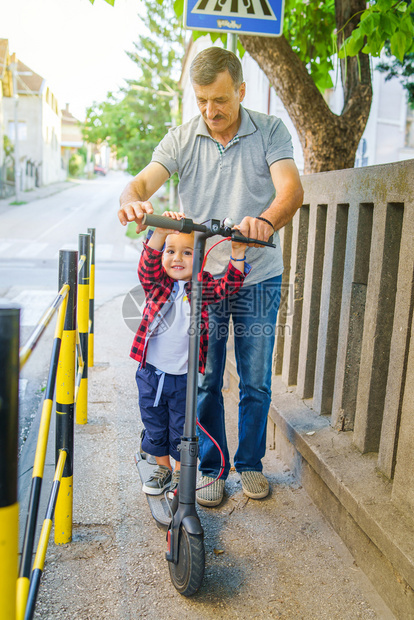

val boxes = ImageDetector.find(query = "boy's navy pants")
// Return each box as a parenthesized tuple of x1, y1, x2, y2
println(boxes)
(135, 363, 187, 462)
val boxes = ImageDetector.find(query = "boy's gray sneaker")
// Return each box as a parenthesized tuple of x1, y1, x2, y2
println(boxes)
(196, 476, 225, 507)
(240, 471, 269, 499)
(168, 470, 180, 499)
(142, 465, 172, 495)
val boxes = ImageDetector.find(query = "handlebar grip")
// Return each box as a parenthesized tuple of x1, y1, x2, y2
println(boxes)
(142, 213, 187, 231)
(231, 234, 276, 248)
(142, 213, 199, 233)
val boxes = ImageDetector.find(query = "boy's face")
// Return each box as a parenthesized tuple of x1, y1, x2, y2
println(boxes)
(162, 233, 194, 281)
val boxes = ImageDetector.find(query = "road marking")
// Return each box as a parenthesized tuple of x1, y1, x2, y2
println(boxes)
(17, 242, 49, 258)
(0, 241, 12, 254)
(11, 289, 56, 326)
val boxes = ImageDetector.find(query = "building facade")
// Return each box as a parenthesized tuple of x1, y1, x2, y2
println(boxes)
(2, 54, 64, 188)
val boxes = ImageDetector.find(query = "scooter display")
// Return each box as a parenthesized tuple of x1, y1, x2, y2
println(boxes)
(135, 213, 275, 596)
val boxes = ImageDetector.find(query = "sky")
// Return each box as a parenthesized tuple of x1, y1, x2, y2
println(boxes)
(3, 0, 147, 120)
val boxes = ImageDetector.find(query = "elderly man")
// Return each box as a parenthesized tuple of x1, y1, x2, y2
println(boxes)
(118, 46, 303, 507)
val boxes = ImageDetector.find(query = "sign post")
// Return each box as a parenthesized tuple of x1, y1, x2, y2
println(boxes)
(184, 0, 284, 37)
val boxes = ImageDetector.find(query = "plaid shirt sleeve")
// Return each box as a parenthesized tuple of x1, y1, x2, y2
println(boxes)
(138, 243, 165, 296)
(200, 261, 251, 305)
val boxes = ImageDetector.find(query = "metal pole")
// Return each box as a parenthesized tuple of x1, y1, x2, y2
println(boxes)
(55, 250, 77, 544)
(17, 285, 69, 619)
(87, 228, 95, 368)
(76, 234, 90, 425)
(24, 450, 67, 620)
(227, 33, 238, 54)
(11, 62, 21, 202)
(0, 305, 20, 620)
(169, 94, 179, 211)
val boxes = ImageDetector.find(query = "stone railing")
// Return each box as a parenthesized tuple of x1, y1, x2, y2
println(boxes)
(227, 159, 414, 618)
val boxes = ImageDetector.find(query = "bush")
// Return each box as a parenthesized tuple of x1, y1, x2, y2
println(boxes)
(68, 153, 85, 178)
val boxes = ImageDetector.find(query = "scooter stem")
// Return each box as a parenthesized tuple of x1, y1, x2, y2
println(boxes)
(166, 231, 208, 564)
(184, 230, 207, 437)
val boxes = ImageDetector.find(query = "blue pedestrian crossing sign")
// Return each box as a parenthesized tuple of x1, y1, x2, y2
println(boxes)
(184, 0, 284, 37)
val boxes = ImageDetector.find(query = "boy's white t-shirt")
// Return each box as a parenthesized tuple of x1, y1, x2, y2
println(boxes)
(145, 280, 191, 375)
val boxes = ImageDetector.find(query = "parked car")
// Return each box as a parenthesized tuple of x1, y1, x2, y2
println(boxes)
(94, 165, 107, 176)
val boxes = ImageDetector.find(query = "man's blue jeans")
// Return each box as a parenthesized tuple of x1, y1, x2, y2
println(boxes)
(197, 275, 282, 479)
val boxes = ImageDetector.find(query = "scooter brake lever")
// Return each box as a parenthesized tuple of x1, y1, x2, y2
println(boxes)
(231, 232, 276, 248)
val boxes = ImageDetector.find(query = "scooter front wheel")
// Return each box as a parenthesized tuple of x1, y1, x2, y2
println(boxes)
(168, 525, 205, 596)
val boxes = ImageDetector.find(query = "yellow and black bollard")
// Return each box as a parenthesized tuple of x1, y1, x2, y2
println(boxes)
(24, 450, 67, 620)
(16, 284, 69, 618)
(76, 234, 90, 425)
(88, 227, 95, 368)
(0, 306, 20, 620)
(55, 250, 77, 545)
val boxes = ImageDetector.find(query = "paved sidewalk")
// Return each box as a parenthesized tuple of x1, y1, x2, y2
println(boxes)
(0, 180, 79, 214)
(23, 295, 395, 619)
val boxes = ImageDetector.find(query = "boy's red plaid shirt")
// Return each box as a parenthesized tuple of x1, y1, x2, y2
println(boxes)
(130, 243, 248, 374)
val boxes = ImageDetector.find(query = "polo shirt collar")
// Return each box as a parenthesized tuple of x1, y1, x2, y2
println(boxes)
(196, 106, 256, 139)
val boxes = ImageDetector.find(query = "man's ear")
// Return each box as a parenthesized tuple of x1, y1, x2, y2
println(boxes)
(239, 82, 246, 103)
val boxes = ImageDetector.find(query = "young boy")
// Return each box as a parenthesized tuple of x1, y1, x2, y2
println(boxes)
(130, 211, 250, 496)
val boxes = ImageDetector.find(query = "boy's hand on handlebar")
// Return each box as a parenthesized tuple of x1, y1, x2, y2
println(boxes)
(238, 216, 274, 247)
(118, 200, 154, 233)
(154, 211, 186, 236)
(149, 211, 187, 248)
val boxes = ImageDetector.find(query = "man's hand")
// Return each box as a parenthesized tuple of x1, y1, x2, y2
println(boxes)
(118, 162, 170, 232)
(237, 216, 274, 248)
(118, 200, 154, 234)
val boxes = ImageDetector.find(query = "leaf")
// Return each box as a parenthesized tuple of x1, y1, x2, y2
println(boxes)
(396, 2, 408, 12)
(213, 548, 224, 555)
(391, 31, 408, 62)
(173, 0, 184, 19)
(358, 13, 380, 36)
(346, 34, 365, 56)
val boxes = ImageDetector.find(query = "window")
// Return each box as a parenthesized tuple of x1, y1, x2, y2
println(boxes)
(8, 121, 27, 141)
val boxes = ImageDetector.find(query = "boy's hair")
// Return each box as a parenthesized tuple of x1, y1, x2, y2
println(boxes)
(165, 231, 195, 245)
(190, 47, 244, 90)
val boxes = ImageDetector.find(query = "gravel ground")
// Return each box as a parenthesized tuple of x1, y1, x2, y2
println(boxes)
(33, 296, 395, 619)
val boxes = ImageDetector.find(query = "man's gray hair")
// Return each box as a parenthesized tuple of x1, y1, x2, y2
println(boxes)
(190, 47, 244, 89)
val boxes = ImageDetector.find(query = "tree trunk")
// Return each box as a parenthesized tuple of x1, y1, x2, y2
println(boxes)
(239, 1, 372, 174)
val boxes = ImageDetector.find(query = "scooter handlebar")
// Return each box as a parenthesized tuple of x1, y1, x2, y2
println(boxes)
(141, 214, 275, 247)
(231, 233, 276, 248)
(141, 213, 207, 234)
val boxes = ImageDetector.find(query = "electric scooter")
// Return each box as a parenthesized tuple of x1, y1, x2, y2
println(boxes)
(135, 213, 275, 596)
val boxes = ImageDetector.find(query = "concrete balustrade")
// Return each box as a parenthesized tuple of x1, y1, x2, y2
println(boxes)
(225, 159, 414, 618)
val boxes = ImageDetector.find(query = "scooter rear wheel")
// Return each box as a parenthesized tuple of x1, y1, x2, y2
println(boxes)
(168, 525, 205, 596)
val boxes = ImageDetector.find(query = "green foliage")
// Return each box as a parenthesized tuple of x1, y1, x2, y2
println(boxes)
(3, 135, 14, 161)
(172, 0, 413, 92)
(283, 0, 336, 91)
(68, 153, 85, 177)
(339, 1, 414, 62)
(82, 0, 185, 176)
(88, 0, 115, 5)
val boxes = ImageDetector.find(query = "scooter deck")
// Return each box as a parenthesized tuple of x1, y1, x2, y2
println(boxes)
(134, 452, 172, 529)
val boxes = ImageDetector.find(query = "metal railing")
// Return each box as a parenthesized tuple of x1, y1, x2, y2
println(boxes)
(0, 229, 96, 620)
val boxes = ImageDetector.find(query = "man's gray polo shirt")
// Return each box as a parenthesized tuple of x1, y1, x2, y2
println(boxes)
(151, 106, 294, 286)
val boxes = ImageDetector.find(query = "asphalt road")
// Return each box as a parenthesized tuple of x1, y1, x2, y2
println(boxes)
(0, 171, 144, 451)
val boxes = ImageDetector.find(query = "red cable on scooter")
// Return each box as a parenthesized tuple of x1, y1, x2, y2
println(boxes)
(197, 237, 231, 281)
(196, 420, 225, 490)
